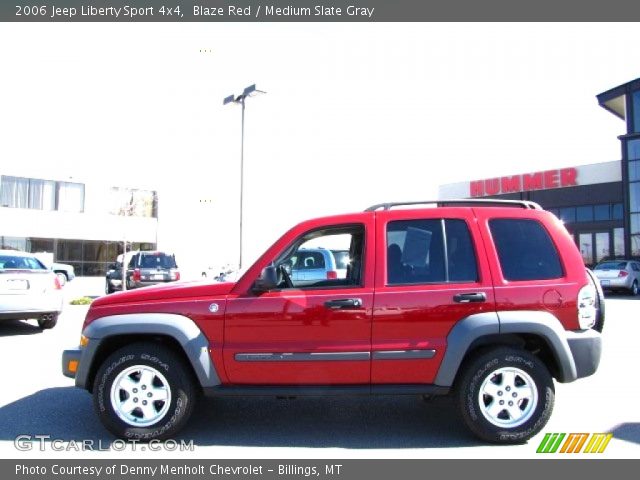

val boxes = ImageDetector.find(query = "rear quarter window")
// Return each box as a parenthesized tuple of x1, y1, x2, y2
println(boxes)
(489, 218, 563, 281)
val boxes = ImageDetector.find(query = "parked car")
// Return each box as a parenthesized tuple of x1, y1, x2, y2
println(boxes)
(593, 259, 640, 295)
(0, 249, 63, 329)
(105, 251, 180, 294)
(63, 200, 603, 443)
(52, 262, 75, 285)
(33, 252, 76, 286)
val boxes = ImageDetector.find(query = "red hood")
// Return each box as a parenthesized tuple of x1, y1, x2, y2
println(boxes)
(91, 281, 235, 307)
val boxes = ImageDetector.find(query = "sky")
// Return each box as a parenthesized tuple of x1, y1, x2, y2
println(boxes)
(0, 22, 637, 271)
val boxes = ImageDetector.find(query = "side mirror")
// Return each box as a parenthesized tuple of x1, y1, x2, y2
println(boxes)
(253, 266, 278, 292)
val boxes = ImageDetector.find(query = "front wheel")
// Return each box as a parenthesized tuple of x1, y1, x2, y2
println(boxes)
(93, 343, 197, 440)
(456, 347, 554, 444)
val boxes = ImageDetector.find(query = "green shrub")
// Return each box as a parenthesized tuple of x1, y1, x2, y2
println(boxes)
(70, 297, 93, 305)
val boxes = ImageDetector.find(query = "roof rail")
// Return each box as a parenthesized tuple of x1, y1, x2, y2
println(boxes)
(364, 199, 543, 212)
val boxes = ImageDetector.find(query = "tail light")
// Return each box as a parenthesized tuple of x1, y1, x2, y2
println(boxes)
(577, 284, 597, 330)
(53, 276, 62, 290)
(133, 269, 141, 282)
(618, 270, 628, 278)
(327, 270, 338, 280)
(170, 270, 180, 281)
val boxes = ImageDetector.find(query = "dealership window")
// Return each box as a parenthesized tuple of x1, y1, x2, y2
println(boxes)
(632, 214, 640, 257)
(629, 139, 640, 160)
(630, 183, 640, 214)
(633, 91, 640, 134)
(0, 176, 84, 212)
(110, 187, 157, 218)
(559, 207, 576, 224)
(576, 205, 594, 223)
(612, 203, 624, 220)
(593, 204, 610, 221)
(57, 181, 85, 212)
(614, 228, 625, 257)
(28, 179, 56, 210)
(0, 176, 29, 208)
(630, 160, 640, 182)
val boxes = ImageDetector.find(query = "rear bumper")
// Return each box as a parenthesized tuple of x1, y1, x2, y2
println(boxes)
(0, 309, 61, 321)
(565, 329, 602, 380)
(598, 277, 632, 289)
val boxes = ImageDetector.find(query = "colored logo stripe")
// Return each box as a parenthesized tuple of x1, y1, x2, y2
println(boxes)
(537, 433, 613, 454)
(537, 433, 566, 453)
(584, 433, 613, 453)
(560, 433, 589, 453)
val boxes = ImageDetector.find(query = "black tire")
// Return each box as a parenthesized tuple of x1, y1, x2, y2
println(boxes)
(105, 280, 114, 295)
(456, 347, 554, 444)
(38, 314, 58, 329)
(93, 342, 197, 441)
(630, 280, 639, 297)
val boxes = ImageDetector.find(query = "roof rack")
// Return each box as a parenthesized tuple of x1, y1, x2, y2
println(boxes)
(364, 199, 543, 212)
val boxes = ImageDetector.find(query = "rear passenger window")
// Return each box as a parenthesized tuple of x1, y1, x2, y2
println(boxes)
(489, 219, 563, 281)
(386, 219, 478, 285)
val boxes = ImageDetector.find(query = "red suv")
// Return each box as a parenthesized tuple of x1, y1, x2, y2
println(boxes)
(63, 200, 603, 444)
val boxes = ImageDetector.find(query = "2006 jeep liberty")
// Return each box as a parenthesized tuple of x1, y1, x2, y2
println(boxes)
(63, 200, 603, 444)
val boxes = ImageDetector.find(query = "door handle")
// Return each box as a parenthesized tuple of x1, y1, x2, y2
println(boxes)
(453, 292, 486, 303)
(324, 298, 363, 309)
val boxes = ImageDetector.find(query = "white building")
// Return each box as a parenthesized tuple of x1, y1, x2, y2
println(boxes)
(0, 169, 158, 276)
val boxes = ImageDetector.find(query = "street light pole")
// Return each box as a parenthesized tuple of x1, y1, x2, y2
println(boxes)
(223, 84, 265, 271)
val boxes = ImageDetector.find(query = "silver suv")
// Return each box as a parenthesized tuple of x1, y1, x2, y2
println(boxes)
(288, 248, 348, 286)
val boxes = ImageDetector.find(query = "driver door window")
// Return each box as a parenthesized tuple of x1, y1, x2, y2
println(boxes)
(275, 225, 364, 289)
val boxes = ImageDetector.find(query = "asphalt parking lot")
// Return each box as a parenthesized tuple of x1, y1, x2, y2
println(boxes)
(0, 278, 638, 459)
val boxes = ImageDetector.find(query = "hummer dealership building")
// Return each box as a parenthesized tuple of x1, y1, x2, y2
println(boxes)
(440, 77, 640, 267)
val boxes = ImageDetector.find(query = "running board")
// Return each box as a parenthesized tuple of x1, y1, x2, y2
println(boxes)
(203, 384, 450, 397)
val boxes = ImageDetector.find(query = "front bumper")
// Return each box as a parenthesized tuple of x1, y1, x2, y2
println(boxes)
(565, 329, 602, 380)
(62, 348, 82, 378)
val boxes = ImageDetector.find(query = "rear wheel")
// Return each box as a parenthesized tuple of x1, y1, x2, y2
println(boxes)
(93, 342, 197, 440)
(456, 347, 554, 444)
(631, 280, 639, 296)
(105, 280, 114, 294)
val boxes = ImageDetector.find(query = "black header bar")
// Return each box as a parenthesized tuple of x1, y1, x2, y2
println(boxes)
(3, 0, 640, 22)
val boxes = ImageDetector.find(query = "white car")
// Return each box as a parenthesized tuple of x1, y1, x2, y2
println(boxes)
(0, 249, 63, 329)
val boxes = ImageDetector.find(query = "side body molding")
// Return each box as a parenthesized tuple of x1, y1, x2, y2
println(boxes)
(434, 310, 578, 387)
(76, 313, 220, 389)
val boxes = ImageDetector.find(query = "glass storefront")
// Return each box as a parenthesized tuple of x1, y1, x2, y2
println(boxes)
(0, 236, 156, 276)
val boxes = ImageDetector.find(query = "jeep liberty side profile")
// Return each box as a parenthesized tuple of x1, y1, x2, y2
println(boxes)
(62, 200, 603, 443)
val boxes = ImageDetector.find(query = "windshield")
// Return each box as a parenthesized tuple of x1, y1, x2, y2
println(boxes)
(0, 255, 47, 270)
(595, 261, 627, 270)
